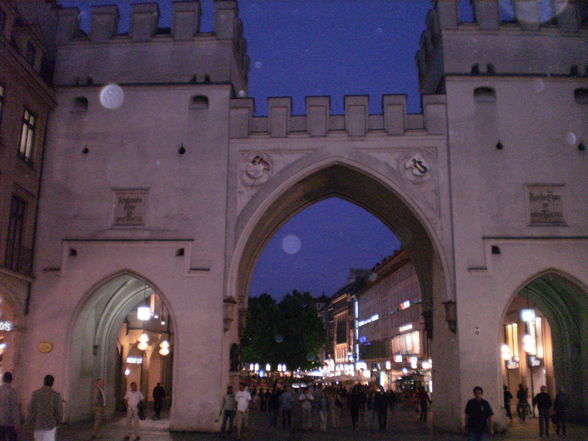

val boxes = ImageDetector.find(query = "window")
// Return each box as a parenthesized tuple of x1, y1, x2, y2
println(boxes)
(72, 96, 88, 112)
(0, 84, 4, 126)
(575, 88, 588, 105)
(391, 330, 421, 355)
(0, 9, 5, 35)
(5, 196, 27, 274)
(189, 95, 209, 110)
(474, 86, 497, 103)
(25, 42, 36, 68)
(18, 108, 36, 161)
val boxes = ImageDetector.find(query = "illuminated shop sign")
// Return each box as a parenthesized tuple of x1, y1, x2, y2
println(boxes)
(0, 321, 13, 332)
(398, 323, 413, 332)
(358, 314, 379, 327)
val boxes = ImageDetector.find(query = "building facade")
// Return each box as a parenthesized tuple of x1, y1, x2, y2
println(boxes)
(8, 0, 588, 433)
(357, 249, 431, 391)
(0, 0, 56, 381)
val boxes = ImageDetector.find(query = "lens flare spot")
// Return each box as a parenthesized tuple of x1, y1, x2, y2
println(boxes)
(306, 353, 315, 362)
(566, 132, 577, 145)
(275, 334, 284, 343)
(533, 79, 545, 93)
(254, 61, 263, 69)
(99, 84, 125, 109)
(282, 234, 301, 255)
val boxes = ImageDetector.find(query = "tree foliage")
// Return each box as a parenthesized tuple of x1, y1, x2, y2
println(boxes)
(240, 290, 326, 371)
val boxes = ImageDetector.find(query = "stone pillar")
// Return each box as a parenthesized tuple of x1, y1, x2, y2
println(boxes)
(268, 97, 291, 138)
(436, 0, 459, 29)
(306, 97, 330, 137)
(557, 0, 581, 32)
(473, 0, 500, 30)
(173, 1, 200, 40)
(344, 96, 368, 137)
(229, 99, 254, 139)
(55, 8, 80, 45)
(215, 0, 238, 40)
(423, 95, 447, 135)
(130, 3, 159, 42)
(382, 95, 407, 135)
(90, 5, 119, 42)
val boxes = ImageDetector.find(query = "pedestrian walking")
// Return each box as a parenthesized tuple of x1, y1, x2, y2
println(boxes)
(367, 387, 377, 430)
(267, 387, 279, 428)
(279, 386, 293, 429)
(554, 386, 569, 436)
(349, 384, 363, 430)
(28, 375, 63, 441)
(0, 372, 19, 441)
(331, 387, 345, 429)
(91, 378, 106, 439)
(516, 384, 529, 422)
(124, 382, 144, 441)
(234, 382, 251, 440)
(386, 389, 397, 421)
(464, 386, 494, 441)
(533, 385, 552, 437)
(417, 386, 432, 422)
(317, 389, 329, 432)
(503, 385, 513, 424)
(219, 385, 236, 436)
(374, 387, 389, 432)
(152, 383, 165, 419)
(299, 387, 314, 430)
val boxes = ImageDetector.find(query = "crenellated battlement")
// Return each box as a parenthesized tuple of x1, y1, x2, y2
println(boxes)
(53, 1, 248, 91)
(417, 0, 588, 93)
(229, 95, 447, 139)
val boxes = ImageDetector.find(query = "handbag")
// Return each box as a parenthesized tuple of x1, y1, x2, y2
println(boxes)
(137, 401, 146, 420)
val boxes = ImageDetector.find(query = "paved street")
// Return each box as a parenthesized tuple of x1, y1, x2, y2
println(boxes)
(47, 406, 588, 441)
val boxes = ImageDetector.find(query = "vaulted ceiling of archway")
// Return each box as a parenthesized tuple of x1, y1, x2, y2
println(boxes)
(520, 273, 588, 343)
(237, 164, 435, 306)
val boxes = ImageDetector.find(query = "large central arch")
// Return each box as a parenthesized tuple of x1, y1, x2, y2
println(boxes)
(226, 158, 461, 428)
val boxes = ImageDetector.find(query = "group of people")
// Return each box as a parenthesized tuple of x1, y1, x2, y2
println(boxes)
(0, 372, 62, 441)
(0, 372, 168, 441)
(503, 383, 570, 437)
(219, 381, 403, 436)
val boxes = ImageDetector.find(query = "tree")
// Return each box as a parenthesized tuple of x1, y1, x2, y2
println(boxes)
(240, 290, 326, 371)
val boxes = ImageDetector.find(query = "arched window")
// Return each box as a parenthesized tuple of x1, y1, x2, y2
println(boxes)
(574, 88, 588, 105)
(72, 96, 88, 112)
(474, 87, 497, 103)
(189, 95, 209, 110)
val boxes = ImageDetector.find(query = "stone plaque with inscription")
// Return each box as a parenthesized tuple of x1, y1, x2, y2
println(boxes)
(526, 184, 565, 226)
(113, 189, 148, 226)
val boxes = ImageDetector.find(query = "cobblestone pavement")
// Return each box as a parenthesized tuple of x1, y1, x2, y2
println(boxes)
(49, 407, 587, 441)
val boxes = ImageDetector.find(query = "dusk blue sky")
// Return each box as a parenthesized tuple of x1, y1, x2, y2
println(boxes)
(63, 0, 436, 299)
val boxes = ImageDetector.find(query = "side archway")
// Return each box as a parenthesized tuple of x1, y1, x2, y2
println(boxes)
(499, 270, 588, 422)
(66, 271, 176, 422)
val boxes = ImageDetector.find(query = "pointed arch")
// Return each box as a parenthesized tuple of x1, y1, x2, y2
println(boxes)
(499, 268, 588, 421)
(66, 270, 177, 422)
(227, 153, 452, 338)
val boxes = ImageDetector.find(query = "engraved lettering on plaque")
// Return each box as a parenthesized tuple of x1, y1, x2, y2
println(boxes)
(113, 190, 148, 226)
(526, 184, 565, 226)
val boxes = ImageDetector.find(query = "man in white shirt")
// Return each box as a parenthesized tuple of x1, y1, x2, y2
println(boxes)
(124, 382, 144, 441)
(234, 382, 251, 440)
(299, 387, 314, 430)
